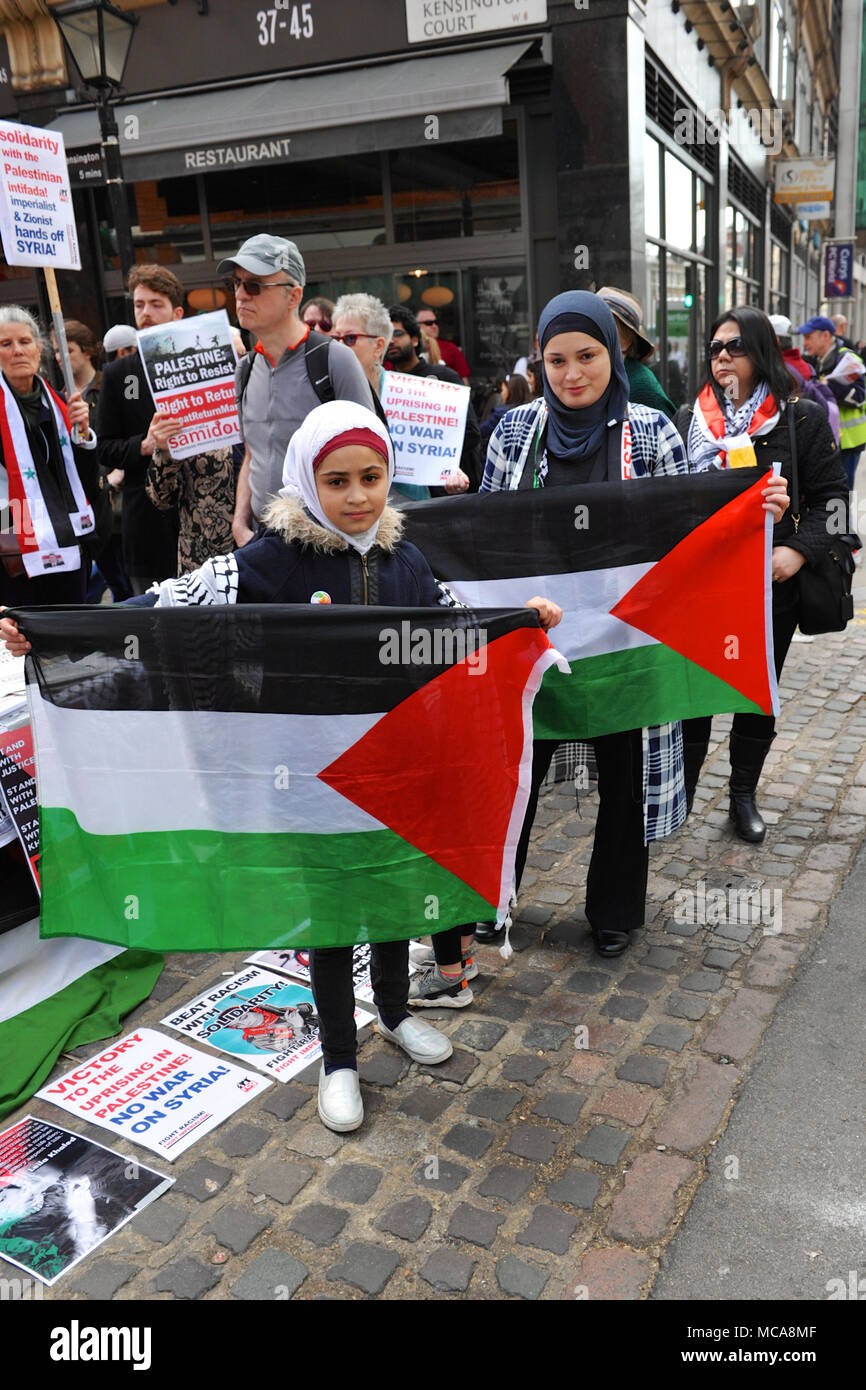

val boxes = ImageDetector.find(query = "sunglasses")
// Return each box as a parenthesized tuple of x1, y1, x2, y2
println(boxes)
(333, 332, 377, 347)
(305, 316, 333, 332)
(708, 336, 749, 359)
(418, 319, 437, 328)
(223, 276, 293, 296)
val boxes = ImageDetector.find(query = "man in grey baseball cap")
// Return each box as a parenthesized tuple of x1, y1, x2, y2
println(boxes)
(217, 233, 306, 287)
(218, 235, 372, 546)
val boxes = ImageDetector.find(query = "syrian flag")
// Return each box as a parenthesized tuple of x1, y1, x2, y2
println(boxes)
(403, 468, 779, 740)
(17, 605, 564, 952)
(0, 917, 162, 1121)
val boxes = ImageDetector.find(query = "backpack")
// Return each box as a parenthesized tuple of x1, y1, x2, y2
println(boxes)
(235, 328, 389, 429)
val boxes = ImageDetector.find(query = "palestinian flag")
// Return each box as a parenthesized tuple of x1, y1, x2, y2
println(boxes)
(403, 468, 779, 740)
(17, 605, 563, 952)
(0, 918, 162, 1121)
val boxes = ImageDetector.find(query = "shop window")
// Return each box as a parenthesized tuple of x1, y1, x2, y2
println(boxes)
(664, 150, 693, 252)
(205, 153, 385, 261)
(389, 127, 521, 243)
(644, 135, 661, 240)
(725, 205, 761, 306)
(93, 176, 204, 270)
(769, 240, 788, 315)
(461, 269, 527, 377)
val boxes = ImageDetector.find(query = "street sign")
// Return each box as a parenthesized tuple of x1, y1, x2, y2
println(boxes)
(824, 241, 855, 299)
(774, 158, 835, 205)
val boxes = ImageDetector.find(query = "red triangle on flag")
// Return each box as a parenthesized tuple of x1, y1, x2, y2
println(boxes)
(610, 471, 773, 711)
(318, 626, 551, 907)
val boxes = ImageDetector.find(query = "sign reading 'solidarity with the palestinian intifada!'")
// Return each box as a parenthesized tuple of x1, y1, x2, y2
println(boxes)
(137, 309, 241, 459)
(0, 119, 80, 269)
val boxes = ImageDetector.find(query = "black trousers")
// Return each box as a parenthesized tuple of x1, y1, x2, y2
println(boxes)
(309, 941, 409, 1068)
(682, 575, 799, 747)
(516, 729, 649, 934)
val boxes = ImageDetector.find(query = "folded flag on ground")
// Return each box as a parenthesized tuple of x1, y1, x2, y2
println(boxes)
(402, 467, 779, 740)
(18, 605, 564, 953)
(0, 917, 162, 1121)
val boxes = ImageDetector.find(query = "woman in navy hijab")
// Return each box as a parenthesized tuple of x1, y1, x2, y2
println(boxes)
(477, 291, 788, 957)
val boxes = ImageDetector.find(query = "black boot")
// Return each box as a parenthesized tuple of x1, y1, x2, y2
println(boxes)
(683, 736, 710, 816)
(728, 732, 774, 843)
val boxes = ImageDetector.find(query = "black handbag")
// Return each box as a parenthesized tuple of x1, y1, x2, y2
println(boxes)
(787, 405, 860, 635)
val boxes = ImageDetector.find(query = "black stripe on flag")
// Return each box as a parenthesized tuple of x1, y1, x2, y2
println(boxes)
(401, 469, 765, 580)
(15, 604, 540, 715)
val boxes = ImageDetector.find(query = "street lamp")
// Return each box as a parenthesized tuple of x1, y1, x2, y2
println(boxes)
(52, 0, 138, 278)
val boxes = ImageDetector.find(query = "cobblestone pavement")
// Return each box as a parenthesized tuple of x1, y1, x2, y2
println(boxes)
(16, 603, 866, 1302)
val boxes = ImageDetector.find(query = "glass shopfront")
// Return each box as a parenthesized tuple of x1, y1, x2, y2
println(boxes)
(644, 133, 714, 408)
(72, 122, 526, 382)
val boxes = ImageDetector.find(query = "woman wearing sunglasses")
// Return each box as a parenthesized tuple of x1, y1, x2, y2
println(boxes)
(301, 297, 335, 336)
(676, 306, 847, 842)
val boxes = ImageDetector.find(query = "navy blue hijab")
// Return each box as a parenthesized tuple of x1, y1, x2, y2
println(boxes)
(538, 291, 630, 463)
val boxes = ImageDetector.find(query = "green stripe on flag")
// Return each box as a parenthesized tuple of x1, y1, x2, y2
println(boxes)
(0, 949, 163, 1122)
(39, 810, 495, 952)
(533, 643, 765, 741)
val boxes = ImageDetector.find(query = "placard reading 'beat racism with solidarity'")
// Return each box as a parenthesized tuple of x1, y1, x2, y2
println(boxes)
(0, 120, 80, 270)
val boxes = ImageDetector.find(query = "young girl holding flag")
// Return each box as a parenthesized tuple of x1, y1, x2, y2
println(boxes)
(2, 399, 560, 1133)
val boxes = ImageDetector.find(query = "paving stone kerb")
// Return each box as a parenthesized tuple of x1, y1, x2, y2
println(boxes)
(15, 618, 866, 1302)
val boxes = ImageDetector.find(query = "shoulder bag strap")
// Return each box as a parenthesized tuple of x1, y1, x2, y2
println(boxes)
(787, 402, 800, 534)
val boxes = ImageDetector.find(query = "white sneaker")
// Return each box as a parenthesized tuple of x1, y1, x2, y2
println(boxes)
(317, 1065, 363, 1132)
(377, 1014, 453, 1064)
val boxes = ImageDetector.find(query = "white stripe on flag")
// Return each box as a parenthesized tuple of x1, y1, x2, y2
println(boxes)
(0, 917, 124, 1024)
(30, 689, 387, 837)
(444, 566, 658, 663)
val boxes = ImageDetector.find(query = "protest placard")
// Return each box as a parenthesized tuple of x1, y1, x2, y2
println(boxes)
(380, 370, 469, 485)
(38, 1028, 271, 1161)
(0, 120, 80, 270)
(0, 1115, 171, 1285)
(162, 966, 375, 1081)
(137, 309, 241, 458)
(0, 713, 39, 888)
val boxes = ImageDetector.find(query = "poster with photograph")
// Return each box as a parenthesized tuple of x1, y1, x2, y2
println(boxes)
(245, 944, 417, 1004)
(380, 370, 469, 485)
(162, 966, 375, 1081)
(137, 309, 240, 458)
(38, 1028, 271, 1161)
(0, 1115, 171, 1286)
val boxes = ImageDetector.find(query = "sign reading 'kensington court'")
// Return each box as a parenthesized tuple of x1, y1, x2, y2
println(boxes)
(405, 0, 547, 43)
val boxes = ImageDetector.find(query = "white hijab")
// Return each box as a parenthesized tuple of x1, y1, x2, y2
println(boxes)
(280, 400, 394, 555)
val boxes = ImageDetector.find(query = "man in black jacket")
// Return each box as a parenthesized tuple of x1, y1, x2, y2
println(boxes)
(96, 266, 182, 594)
(387, 307, 482, 490)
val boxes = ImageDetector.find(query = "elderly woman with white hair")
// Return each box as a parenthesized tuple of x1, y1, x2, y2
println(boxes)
(332, 292, 430, 501)
(0, 305, 106, 608)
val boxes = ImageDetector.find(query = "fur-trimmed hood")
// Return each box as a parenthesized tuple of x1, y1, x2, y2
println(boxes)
(262, 495, 405, 553)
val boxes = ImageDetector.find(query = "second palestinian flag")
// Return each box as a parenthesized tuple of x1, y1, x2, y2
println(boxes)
(404, 468, 779, 739)
(19, 605, 563, 952)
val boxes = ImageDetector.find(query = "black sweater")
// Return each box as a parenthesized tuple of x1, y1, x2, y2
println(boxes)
(674, 398, 848, 564)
